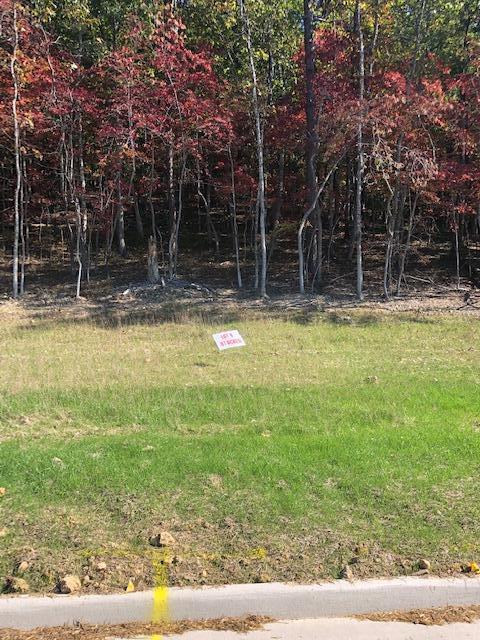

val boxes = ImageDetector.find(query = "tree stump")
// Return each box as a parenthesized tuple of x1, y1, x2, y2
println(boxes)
(147, 235, 159, 283)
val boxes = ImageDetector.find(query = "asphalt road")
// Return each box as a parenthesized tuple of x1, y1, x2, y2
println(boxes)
(112, 618, 480, 639)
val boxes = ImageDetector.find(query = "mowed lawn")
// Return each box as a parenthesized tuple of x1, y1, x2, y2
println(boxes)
(1, 308, 480, 592)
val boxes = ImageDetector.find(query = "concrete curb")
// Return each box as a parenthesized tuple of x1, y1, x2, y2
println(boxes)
(2, 577, 480, 630)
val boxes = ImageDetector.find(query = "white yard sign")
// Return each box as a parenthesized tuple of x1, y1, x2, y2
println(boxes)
(213, 330, 246, 351)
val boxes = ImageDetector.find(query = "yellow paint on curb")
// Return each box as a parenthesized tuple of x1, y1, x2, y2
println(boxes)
(151, 550, 170, 640)
(152, 584, 169, 621)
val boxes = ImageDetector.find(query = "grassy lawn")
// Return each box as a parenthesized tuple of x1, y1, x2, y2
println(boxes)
(1, 307, 480, 593)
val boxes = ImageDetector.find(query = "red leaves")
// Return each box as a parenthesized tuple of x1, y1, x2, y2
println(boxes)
(2, 0, 480, 240)
(94, 13, 231, 167)
(381, 71, 407, 94)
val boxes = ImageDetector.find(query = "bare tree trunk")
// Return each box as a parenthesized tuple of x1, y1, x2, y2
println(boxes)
(77, 114, 88, 286)
(239, 0, 267, 297)
(19, 155, 26, 294)
(1, 179, 6, 253)
(369, 0, 380, 77)
(302, 0, 321, 293)
(383, 198, 395, 299)
(229, 145, 243, 288)
(196, 160, 219, 253)
(326, 169, 339, 270)
(168, 146, 177, 278)
(10, 4, 21, 298)
(397, 191, 419, 295)
(75, 197, 83, 298)
(169, 153, 186, 278)
(454, 211, 461, 289)
(271, 150, 285, 229)
(168, 144, 176, 230)
(267, 151, 286, 267)
(253, 191, 260, 290)
(134, 195, 144, 241)
(299, 156, 345, 293)
(116, 175, 127, 257)
(354, 0, 365, 300)
(148, 141, 158, 243)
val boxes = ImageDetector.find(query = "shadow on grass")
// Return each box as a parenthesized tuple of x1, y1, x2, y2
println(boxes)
(323, 309, 440, 327)
(16, 300, 245, 330)
(14, 292, 327, 331)
(14, 301, 443, 332)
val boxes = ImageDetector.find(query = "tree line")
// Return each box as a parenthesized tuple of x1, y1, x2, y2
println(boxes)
(1, 0, 480, 299)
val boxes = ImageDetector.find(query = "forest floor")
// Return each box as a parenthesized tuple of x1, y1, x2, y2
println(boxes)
(1, 250, 480, 595)
(1, 243, 480, 326)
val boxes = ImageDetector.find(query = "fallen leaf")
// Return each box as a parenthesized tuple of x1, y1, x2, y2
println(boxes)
(5, 576, 29, 593)
(17, 561, 29, 573)
(465, 562, 480, 574)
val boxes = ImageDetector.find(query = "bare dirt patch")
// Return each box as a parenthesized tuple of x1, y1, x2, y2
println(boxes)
(2, 512, 468, 597)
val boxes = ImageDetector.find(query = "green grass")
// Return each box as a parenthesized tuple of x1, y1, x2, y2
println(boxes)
(1, 310, 480, 591)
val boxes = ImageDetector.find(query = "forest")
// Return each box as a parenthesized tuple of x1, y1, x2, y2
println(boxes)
(1, 0, 480, 301)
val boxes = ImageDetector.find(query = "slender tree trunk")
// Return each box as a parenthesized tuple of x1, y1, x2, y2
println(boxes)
(1, 179, 6, 253)
(168, 144, 175, 229)
(354, 0, 365, 300)
(239, 0, 267, 297)
(369, 0, 380, 77)
(116, 176, 127, 257)
(134, 195, 144, 241)
(77, 113, 88, 283)
(10, 4, 21, 298)
(253, 190, 260, 290)
(271, 150, 285, 228)
(75, 197, 83, 298)
(196, 160, 219, 253)
(19, 180, 25, 295)
(168, 146, 177, 277)
(175, 156, 186, 274)
(169, 154, 186, 278)
(267, 151, 286, 266)
(148, 141, 157, 238)
(397, 191, 418, 294)
(126, 83, 143, 244)
(454, 211, 461, 289)
(19, 153, 27, 294)
(229, 145, 243, 289)
(302, 0, 321, 293)
(326, 169, 339, 270)
(383, 198, 395, 299)
(299, 156, 344, 293)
